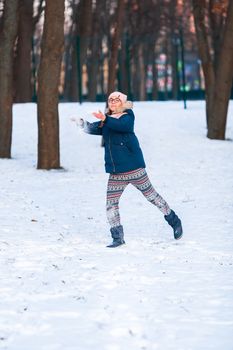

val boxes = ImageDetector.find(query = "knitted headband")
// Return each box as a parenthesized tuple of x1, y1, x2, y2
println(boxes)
(108, 91, 127, 103)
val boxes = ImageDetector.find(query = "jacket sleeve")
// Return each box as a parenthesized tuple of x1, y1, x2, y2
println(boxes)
(104, 111, 134, 133)
(83, 120, 103, 135)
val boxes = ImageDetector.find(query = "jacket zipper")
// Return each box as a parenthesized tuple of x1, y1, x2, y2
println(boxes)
(109, 134, 115, 172)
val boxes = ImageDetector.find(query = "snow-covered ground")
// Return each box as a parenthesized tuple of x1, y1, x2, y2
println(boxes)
(0, 101, 233, 350)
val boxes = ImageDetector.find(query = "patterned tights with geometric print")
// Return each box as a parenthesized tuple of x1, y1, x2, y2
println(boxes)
(106, 167, 171, 227)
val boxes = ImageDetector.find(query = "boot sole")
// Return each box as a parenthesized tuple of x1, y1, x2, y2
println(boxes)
(174, 232, 183, 240)
(106, 242, 126, 248)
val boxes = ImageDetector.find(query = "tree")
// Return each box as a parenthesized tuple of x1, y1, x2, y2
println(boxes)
(125, 0, 162, 101)
(37, 0, 64, 169)
(107, 0, 125, 95)
(66, 0, 92, 102)
(192, 0, 233, 139)
(88, 0, 105, 101)
(14, 0, 44, 103)
(14, 0, 33, 102)
(207, 0, 233, 139)
(0, 0, 19, 158)
(168, 0, 180, 100)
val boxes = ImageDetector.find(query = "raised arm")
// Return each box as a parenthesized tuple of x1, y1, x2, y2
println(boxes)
(104, 110, 134, 133)
(81, 119, 103, 136)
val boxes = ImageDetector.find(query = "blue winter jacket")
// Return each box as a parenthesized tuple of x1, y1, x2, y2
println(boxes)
(84, 109, 146, 173)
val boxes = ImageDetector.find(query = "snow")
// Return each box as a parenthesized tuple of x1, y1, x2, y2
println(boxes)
(0, 101, 233, 350)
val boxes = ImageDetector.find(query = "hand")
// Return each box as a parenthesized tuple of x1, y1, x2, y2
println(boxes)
(70, 117, 84, 128)
(92, 110, 106, 121)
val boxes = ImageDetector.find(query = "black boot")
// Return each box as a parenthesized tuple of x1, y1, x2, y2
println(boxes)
(164, 210, 183, 240)
(107, 225, 125, 248)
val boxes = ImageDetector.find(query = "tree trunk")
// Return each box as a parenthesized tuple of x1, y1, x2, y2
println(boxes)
(169, 0, 179, 100)
(171, 39, 179, 100)
(152, 50, 158, 100)
(0, 0, 19, 158)
(100, 55, 106, 99)
(138, 42, 146, 101)
(118, 33, 128, 94)
(88, 0, 103, 101)
(68, 0, 92, 102)
(107, 0, 125, 94)
(164, 41, 169, 100)
(78, 0, 92, 69)
(88, 34, 101, 101)
(144, 38, 153, 101)
(207, 0, 233, 139)
(192, 0, 215, 127)
(209, 0, 224, 71)
(37, 0, 64, 169)
(14, 0, 33, 102)
(63, 22, 74, 101)
(67, 3, 78, 102)
(132, 53, 139, 100)
(69, 42, 78, 101)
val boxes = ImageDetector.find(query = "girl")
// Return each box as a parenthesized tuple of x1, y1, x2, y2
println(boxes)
(78, 91, 183, 247)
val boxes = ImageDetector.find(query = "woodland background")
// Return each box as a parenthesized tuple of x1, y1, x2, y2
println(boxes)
(0, 0, 233, 168)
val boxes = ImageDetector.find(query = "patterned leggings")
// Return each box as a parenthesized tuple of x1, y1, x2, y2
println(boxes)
(106, 168, 171, 227)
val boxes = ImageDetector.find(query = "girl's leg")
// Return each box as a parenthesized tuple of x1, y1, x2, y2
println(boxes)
(106, 173, 129, 227)
(130, 168, 171, 215)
